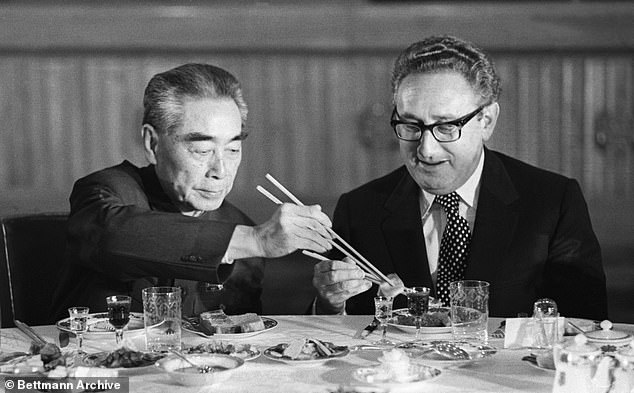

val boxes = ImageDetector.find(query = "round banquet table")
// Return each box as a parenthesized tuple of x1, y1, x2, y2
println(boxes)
(2, 316, 633, 393)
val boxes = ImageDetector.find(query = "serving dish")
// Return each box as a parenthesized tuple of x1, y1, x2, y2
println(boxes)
(263, 340, 349, 365)
(182, 316, 277, 338)
(388, 308, 452, 334)
(184, 341, 261, 361)
(400, 340, 497, 368)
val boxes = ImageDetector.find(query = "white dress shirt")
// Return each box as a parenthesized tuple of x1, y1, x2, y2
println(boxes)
(419, 150, 485, 287)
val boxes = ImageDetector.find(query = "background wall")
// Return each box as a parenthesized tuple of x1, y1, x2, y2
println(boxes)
(0, 1, 632, 320)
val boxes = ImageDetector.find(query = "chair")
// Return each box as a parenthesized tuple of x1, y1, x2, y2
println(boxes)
(1, 213, 68, 327)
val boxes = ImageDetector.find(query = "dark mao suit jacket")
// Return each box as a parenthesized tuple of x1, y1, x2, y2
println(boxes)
(51, 161, 264, 320)
(334, 149, 607, 320)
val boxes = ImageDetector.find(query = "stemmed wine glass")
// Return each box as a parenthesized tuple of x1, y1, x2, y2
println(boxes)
(106, 295, 132, 345)
(373, 296, 395, 347)
(406, 286, 430, 341)
(68, 306, 90, 353)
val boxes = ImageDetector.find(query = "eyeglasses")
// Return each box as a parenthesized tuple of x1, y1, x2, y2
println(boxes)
(390, 105, 486, 143)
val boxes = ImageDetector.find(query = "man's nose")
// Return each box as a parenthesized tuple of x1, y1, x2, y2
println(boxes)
(206, 153, 226, 178)
(417, 129, 442, 158)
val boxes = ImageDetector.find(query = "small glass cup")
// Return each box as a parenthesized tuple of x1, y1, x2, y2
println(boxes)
(106, 295, 132, 345)
(68, 306, 90, 353)
(406, 286, 430, 340)
(197, 283, 225, 313)
(373, 296, 395, 347)
(533, 298, 559, 349)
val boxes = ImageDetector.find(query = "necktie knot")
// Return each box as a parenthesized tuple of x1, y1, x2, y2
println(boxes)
(434, 192, 460, 213)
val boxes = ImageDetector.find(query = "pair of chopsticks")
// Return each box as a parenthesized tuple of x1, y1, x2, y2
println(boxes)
(14, 320, 48, 346)
(256, 173, 394, 288)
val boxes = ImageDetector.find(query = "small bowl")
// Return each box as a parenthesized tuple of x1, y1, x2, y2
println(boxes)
(156, 353, 244, 386)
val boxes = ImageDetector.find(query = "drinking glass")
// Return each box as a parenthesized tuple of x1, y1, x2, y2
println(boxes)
(406, 286, 430, 340)
(197, 283, 225, 314)
(68, 306, 90, 353)
(106, 295, 132, 345)
(533, 298, 559, 349)
(449, 280, 489, 344)
(373, 296, 395, 347)
(142, 286, 182, 352)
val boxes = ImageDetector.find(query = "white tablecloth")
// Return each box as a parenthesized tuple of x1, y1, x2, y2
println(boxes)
(2, 316, 632, 393)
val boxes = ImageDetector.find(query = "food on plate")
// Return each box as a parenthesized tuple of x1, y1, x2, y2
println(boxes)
(395, 307, 450, 327)
(199, 310, 265, 334)
(81, 347, 165, 368)
(267, 338, 347, 360)
(1, 342, 70, 375)
(377, 348, 412, 381)
(184, 341, 260, 360)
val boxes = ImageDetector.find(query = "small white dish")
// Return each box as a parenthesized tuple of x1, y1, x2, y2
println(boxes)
(156, 353, 244, 386)
(353, 363, 441, 387)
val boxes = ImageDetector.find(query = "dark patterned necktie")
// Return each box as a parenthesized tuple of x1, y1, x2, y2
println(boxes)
(435, 192, 471, 306)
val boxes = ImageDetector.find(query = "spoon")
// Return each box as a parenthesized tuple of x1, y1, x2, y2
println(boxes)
(169, 349, 214, 374)
(398, 341, 471, 360)
(567, 320, 586, 334)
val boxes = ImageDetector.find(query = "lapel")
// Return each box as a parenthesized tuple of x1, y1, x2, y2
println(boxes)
(381, 169, 434, 290)
(466, 149, 520, 282)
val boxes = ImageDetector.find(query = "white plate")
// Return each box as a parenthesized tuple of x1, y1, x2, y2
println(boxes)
(565, 318, 598, 335)
(182, 316, 278, 339)
(353, 363, 441, 388)
(56, 312, 145, 337)
(0, 351, 165, 377)
(400, 341, 497, 368)
(263, 342, 349, 365)
(183, 342, 261, 361)
(388, 308, 452, 334)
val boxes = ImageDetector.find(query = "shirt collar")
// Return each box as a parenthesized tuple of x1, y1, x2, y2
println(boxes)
(420, 149, 485, 213)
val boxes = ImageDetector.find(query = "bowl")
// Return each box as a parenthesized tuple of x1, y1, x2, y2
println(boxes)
(156, 353, 244, 386)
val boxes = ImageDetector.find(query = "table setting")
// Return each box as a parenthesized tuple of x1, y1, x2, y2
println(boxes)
(3, 310, 634, 392)
(1, 178, 633, 392)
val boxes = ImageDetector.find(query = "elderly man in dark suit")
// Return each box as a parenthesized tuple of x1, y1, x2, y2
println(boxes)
(52, 63, 333, 320)
(312, 36, 607, 320)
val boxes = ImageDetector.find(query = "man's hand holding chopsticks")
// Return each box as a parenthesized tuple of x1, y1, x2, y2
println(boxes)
(226, 203, 334, 259)
(313, 257, 373, 313)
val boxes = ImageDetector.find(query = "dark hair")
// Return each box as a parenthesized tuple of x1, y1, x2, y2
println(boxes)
(391, 35, 501, 105)
(142, 63, 248, 135)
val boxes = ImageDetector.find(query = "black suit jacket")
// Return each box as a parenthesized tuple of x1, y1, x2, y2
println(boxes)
(51, 161, 264, 320)
(333, 149, 607, 319)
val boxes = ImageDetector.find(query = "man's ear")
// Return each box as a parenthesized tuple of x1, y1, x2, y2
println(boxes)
(480, 102, 499, 142)
(142, 124, 158, 165)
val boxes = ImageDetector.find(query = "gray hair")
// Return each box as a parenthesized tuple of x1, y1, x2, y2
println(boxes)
(391, 35, 501, 105)
(142, 63, 248, 135)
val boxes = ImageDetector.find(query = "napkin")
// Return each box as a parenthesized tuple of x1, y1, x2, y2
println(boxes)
(504, 317, 565, 349)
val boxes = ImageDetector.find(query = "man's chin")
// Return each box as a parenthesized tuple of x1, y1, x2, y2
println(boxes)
(190, 197, 224, 212)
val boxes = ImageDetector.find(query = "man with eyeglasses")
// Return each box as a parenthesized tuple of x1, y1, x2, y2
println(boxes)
(312, 36, 607, 320)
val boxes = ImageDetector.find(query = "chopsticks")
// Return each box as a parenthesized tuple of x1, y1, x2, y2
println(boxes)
(257, 173, 394, 288)
(14, 320, 48, 346)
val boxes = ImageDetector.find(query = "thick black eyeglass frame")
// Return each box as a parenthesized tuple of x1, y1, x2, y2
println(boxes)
(390, 105, 486, 143)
